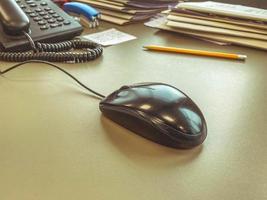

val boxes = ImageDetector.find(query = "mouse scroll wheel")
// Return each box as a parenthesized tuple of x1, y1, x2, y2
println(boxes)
(120, 85, 130, 90)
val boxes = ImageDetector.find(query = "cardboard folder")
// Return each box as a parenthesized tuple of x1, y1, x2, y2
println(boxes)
(166, 20, 267, 41)
(158, 23, 267, 50)
(169, 11, 267, 31)
(167, 15, 267, 35)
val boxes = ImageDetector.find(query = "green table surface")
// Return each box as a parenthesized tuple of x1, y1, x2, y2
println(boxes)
(0, 13, 267, 200)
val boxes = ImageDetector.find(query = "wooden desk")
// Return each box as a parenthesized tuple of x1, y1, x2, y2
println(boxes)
(0, 20, 267, 200)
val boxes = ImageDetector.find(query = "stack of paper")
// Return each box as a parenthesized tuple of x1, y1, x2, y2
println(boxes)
(153, 1, 267, 50)
(72, 0, 179, 25)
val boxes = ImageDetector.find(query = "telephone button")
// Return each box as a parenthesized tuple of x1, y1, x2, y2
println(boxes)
(33, 17, 42, 21)
(40, 25, 49, 30)
(57, 17, 64, 22)
(48, 19, 56, 23)
(63, 21, 71, 25)
(38, 21, 47, 25)
(35, 8, 42, 12)
(26, 0, 34, 4)
(20, 4, 27, 9)
(29, 13, 38, 17)
(43, 15, 52, 20)
(39, 11, 47, 16)
(52, 14, 60, 18)
(29, 3, 37, 7)
(44, 7, 52, 11)
(50, 24, 58, 28)
(48, 10, 56, 14)
(40, 2, 48, 6)
(25, 9, 34, 14)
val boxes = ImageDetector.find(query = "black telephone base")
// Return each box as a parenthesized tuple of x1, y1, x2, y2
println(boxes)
(0, 0, 83, 50)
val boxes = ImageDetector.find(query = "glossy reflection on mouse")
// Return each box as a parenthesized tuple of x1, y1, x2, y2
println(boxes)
(99, 83, 207, 149)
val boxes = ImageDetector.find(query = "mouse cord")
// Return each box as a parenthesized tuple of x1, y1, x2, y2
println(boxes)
(0, 60, 106, 99)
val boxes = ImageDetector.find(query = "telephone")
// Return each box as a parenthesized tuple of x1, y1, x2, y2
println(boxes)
(0, 0, 103, 62)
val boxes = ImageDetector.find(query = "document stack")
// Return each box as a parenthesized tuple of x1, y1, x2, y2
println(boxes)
(73, 0, 179, 25)
(156, 1, 267, 50)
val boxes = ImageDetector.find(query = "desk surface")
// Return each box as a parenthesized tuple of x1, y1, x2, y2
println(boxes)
(1, 19, 267, 200)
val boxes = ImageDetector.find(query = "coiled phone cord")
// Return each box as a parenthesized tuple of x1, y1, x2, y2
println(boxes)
(0, 32, 103, 63)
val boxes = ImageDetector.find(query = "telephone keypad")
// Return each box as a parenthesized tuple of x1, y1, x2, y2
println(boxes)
(16, 0, 74, 31)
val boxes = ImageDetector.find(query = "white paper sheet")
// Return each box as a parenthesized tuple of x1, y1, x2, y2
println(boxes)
(82, 28, 137, 46)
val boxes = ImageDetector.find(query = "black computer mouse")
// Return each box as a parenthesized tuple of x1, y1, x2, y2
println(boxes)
(99, 83, 207, 149)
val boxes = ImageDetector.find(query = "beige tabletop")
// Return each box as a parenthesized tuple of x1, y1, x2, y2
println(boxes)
(0, 16, 267, 200)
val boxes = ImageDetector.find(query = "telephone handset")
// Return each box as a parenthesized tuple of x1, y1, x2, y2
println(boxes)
(0, 0, 30, 36)
(0, 0, 103, 63)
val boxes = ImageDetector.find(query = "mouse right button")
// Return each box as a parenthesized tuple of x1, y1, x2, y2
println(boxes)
(175, 99, 206, 135)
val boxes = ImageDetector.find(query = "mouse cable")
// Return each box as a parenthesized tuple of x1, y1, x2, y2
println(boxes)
(0, 60, 106, 99)
(0, 32, 103, 63)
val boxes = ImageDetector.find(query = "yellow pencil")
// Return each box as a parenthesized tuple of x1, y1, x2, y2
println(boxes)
(143, 45, 247, 60)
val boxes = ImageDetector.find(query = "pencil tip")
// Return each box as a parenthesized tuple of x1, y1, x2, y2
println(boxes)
(238, 55, 247, 60)
(142, 46, 148, 50)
